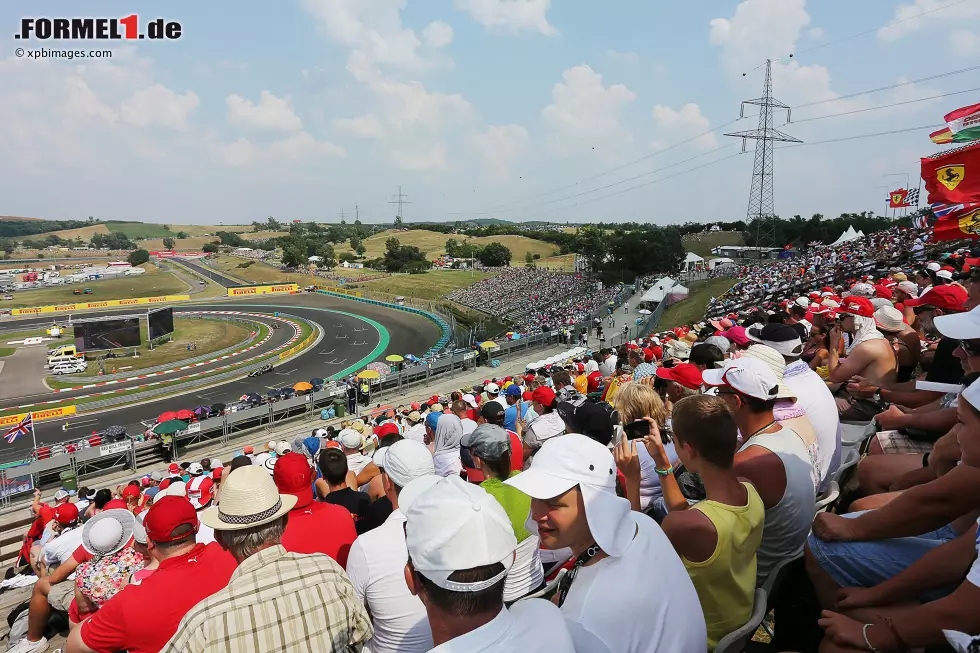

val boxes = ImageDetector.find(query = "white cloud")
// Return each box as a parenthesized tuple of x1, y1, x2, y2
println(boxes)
(226, 91, 303, 131)
(951, 28, 980, 56)
(211, 137, 257, 167)
(268, 132, 346, 160)
(651, 104, 718, 151)
(453, 0, 556, 35)
(120, 84, 199, 131)
(542, 65, 636, 150)
(808, 27, 824, 39)
(469, 124, 529, 179)
(605, 49, 640, 66)
(422, 21, 455, 47)
(334, 114, 386, 139)
(390, 143, 448, 171)
(878, 0, 980, 41)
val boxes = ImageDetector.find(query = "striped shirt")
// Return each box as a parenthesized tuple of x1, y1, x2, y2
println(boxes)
(161, 545, 373, 653)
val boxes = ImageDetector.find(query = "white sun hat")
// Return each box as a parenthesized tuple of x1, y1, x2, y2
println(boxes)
(935, 304, 980, 340)
(200, 465, 296, 531)
(874, 305, 906, 333)
(504, 433, 633, 557)
(82, 509, 135, 556)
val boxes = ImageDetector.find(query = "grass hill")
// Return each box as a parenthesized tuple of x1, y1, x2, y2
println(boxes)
(335, 229, 559, 262)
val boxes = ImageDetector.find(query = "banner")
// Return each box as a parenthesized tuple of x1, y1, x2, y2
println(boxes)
(922, 141, 980, 205)
(278, 333, 315, 361)
(227, 284, 299, 297)
(0, 405, 76, 427)
(10, 295, 190, 316)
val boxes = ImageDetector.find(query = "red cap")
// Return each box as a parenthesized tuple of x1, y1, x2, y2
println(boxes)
(374, 422, 399, 438)
(213, 467, 223, 480)
(325, 440, 342, 449)
(144, 496, 199, 543)
(410, 402, 421, 411)
(104, 499, 128, 510)
(875, 286, 893, 299)
(121, 485, 141, 499)
(904, 285, 968, 312)
(522, 391, 533, 401)
(838, 296, 875, 318)
(531, 386, 556, 407)
(243, 445, 254, 455)
(524, 374, 536, 383)
(430, 395, 439, 403)
(655, 363, 703, 390)
(273, 452, 315, 509)
(54, 503, 79, 525)
(167, 463, 180, 475)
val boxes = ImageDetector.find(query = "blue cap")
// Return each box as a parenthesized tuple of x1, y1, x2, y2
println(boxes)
(504, 384, 522, 397)
(425, 411, 441, 430)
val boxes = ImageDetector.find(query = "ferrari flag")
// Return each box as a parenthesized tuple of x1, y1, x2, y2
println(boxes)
(889, 188, 909, 208)
(932, 204, 980, 241)
(921, 141, 980, 205)
(945, 102, 980, 143)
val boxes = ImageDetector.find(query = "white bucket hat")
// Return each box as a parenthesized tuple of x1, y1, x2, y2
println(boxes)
(200, 465, 296, 531)
(82, 509, 135, 557)
(874, 305, 906, 333)
(505, 433, 634, 557)
(402, 475, 517, 592)
(339, 429, 363, 449)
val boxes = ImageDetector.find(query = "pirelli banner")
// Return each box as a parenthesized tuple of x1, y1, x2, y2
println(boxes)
(0, 405, 77, 427)
(11, 295, 191, 316)
(227, 284, 300, 297)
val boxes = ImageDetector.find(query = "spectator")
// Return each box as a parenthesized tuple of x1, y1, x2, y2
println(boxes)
(339, 428, 380, 491)
(161, 466, 372, 652)
(403, 410, 426, 444)
(654, 363, 703, 405)
(521, 386, 564, 461)
(401, 475, 576, 652)
(71, 509, 144, 627)
(473, 401, 525, 477)
(431, 413, 464, 477)
(272, 452, 357, 566)
(502, 385, 528, 432)
(829, 296, 898, 420)
(451, 400, 478, 437)
(345, 440, 436, 653)
(506, 433, 707, 652)
(318, 448, 373, 533)
(461, 423, 544, 601)
(689, 343, 725, 372)
(556, 398, 616, 447)
(67, 496, 237, 653)
(611, 383, 677, 513)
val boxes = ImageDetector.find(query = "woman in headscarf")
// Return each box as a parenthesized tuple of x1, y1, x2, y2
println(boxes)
(431, 413, 464, 477)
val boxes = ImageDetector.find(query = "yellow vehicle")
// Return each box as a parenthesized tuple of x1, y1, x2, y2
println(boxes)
(47, 344, 78, 360)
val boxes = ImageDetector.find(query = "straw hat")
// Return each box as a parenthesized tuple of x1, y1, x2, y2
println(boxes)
(82, 509, 135, 557)
(200, 466, 296, 531)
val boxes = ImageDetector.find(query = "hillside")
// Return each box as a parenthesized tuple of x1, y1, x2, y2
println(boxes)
(682, 230, 745, 259)
(334, 229, 559, 262)
(48, 224, 112, 240)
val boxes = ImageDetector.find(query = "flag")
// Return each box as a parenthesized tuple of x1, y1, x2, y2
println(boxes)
(3, 413, 32, 444)
(889, 188, 908, 208)
(945, 102, 980, 143)
(932, 205, 980, 241)
(921, 141, 980, 204)
(931, 127, 954, 144)
(906, 188, 920, 206)
(930, 200, 980, 218)
(912, 215, 931, 229)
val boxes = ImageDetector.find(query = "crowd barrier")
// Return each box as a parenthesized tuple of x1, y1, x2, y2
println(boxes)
(10, 294, 191, 316)
(226, 284, 299, 297)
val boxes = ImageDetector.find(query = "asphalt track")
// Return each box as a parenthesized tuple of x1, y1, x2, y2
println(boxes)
(172, 257, 244, 288)
(0, 293, 440, 452)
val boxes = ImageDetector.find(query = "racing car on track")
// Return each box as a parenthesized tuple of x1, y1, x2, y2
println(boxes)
(248, 363, 274, 377)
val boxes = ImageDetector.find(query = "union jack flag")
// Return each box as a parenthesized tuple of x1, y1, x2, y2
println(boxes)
(3, 413, 32, 444)
(929, 201, 980, 219)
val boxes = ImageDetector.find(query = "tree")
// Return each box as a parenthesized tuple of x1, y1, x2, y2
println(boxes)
(315, 243, 337, 268)
(350, 236, 362, 252)
(266, 216, 282, 231)
(127, 249, 150, 265)
(385, 237, 401, 253)
(281, 241, 307, 268)
(216, 231, 247, 247)
(175, 231, 188, 239)
(202, 242, 219, 253)
(394, 214, 404, 227)
(162, 237, 176, 251)
(162, 224, 171, 232)
(524, 251, 535, 267)
(356, 243, 366, 256)
(478, 242, 512, 267)
(445, 238, 459, 258)
(252, 221, 264, 233)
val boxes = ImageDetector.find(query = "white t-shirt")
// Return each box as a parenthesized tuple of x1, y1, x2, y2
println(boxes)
(42, 526, 84, 577)
(558, 513, 707, 653)
(430, 600, 575, 653)
(346, 510, 432, 653)
(599, 355, 617, 377)
(404, 422, 426, 444)
(783, 361, 842, 489)
(347, 452, 373, 476)
(459, 418, 478, 437)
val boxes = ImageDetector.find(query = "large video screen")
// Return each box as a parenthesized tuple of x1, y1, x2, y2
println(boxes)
(74, 318, 142, 352)
(148, 307, 174, 341)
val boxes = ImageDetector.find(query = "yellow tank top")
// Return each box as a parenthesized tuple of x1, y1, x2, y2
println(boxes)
(684, 482, 765, 651)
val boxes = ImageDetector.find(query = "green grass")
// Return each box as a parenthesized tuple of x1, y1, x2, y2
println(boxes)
(682, 231, 745, 259)
(0, 327, 70, 344)
(207, 256, 310, 286)
(4, 269, 188, 308)
(0, 347, 15, 357)
(658, 278, 736, 331)
(354, 270, 498, 301)
(104, 221, 175, 239)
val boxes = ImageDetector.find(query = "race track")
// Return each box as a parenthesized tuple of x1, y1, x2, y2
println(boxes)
(172, 257, 244, 288)
(0, 293, 440, 452)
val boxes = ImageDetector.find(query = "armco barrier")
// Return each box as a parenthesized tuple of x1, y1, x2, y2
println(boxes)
(10, 294, 191, 316)
(227, 284, 299, 297)
(315, 289, 452, 357)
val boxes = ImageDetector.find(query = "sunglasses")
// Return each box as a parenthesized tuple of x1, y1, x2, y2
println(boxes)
(912, 305, 938, 315)
(959, 340, 980, 357)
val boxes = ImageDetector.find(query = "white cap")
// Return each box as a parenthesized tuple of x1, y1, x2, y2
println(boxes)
(927, 262, 941, 272)
(795, 297, 809, 308)
(702, 357, 780, 401)
(461, 393, 478, 408)
(505, 433, 634, 557)
(267, 440, 278, 451)
(741, 345, 796, 400)
(485, 382, 500, 394)
(897, 281, 919, 296)
(315, 428, 328, 438)
(377, 439, 434, 488)
(53, 489, 70, 501)
(187, 463, 204, 476)
(274, 442, 291, 456)
(157, 480, 187, 499)
(403, 475, 517, 592)
(937, 269, 954, 280)
(850, 283, 875, 298)
(339, 429, 363, 449)
(963, 377, 980, 411)
(935, 304, 980, 340)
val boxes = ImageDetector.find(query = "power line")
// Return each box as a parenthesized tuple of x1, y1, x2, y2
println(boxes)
(787, 86, 980, 124)
(776, 123, 944, 149)
(793, 64, 980, 110)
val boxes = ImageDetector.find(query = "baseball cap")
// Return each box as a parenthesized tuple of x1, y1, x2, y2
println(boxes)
(531, 386, 556, 408)
(150, 470, 165, 482)
(54, 503, 79, 525)
(339, 429, 363, 449)
(121, 485, 141, 499)
(556, 401, 616, 445)
(104, 499, 128, 511)
(410, 402, 422, 411)
(461, 423, 511, 461)
(703, 335, 731, 354)
(480, 401, 505, 421)
(377, 439, 435, 488)
(425, 411, 441, 431)
(874, 305, 906, 333)
(53, 489, 70, 502)
(403, 475, 517, 592)
(272, 452, 316, 508)
(274, 442, 291, 456)
(655, 363, 703, 390)
(144, 496, 199, 543)
(927, 261, 941, 272)
(702, 357, 780, 401)
(429, 403, 444, 414)
(904, 285, 967, 311)
(187, 463, 204, 476)
(934, 304, 980, 340)
(462, 393, 478, 408)
(505, 434, 633, 557)
(746, 323, 804, 357)
(503, 385, 522, 397)
(741, 345, 797, 400)
(374, 422, 400, 439)
(838, 296, 875, 318)
(407, 410, 422, 423)
(485, 382, 500, 394)
(243, 445, 254, 455)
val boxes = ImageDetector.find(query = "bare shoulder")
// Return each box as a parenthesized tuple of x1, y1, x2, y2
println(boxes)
(663, 508, 718, 563)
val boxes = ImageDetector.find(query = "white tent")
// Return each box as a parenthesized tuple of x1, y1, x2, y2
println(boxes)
(708, 257, 735, 270)
(831, 225, 862, 246)
(667, 285, 690, 303)
(681, 252, 705, 272)
(641, 276, 677, 303)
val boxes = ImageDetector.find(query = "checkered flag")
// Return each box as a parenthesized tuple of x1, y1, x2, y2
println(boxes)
(905, 188, 920, 206)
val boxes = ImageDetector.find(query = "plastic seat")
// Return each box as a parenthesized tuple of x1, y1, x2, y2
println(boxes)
(714, 588, 768, 653)
(815, 480, 840, 513)
(841, 422, 875, 448)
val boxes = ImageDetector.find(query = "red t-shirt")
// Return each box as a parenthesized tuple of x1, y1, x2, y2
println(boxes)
(79, 542, 237, 653)
(281, 502, 357, 567)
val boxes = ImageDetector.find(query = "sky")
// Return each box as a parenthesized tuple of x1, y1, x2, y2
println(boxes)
(1, 0, 979, 226)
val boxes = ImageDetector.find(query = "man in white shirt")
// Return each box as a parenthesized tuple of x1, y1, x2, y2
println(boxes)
(484, 383, 507, 412)
(451, 400, 478, 436)
(400, 475, 575, 653)
(403, 411, 426, 444)
(506, 434, 707, 653)
(346, 440, 437, 653)
(598, 349, 618, 377)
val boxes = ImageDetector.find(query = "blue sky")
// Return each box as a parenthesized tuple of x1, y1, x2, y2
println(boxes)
(0, 0, 978, 226)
